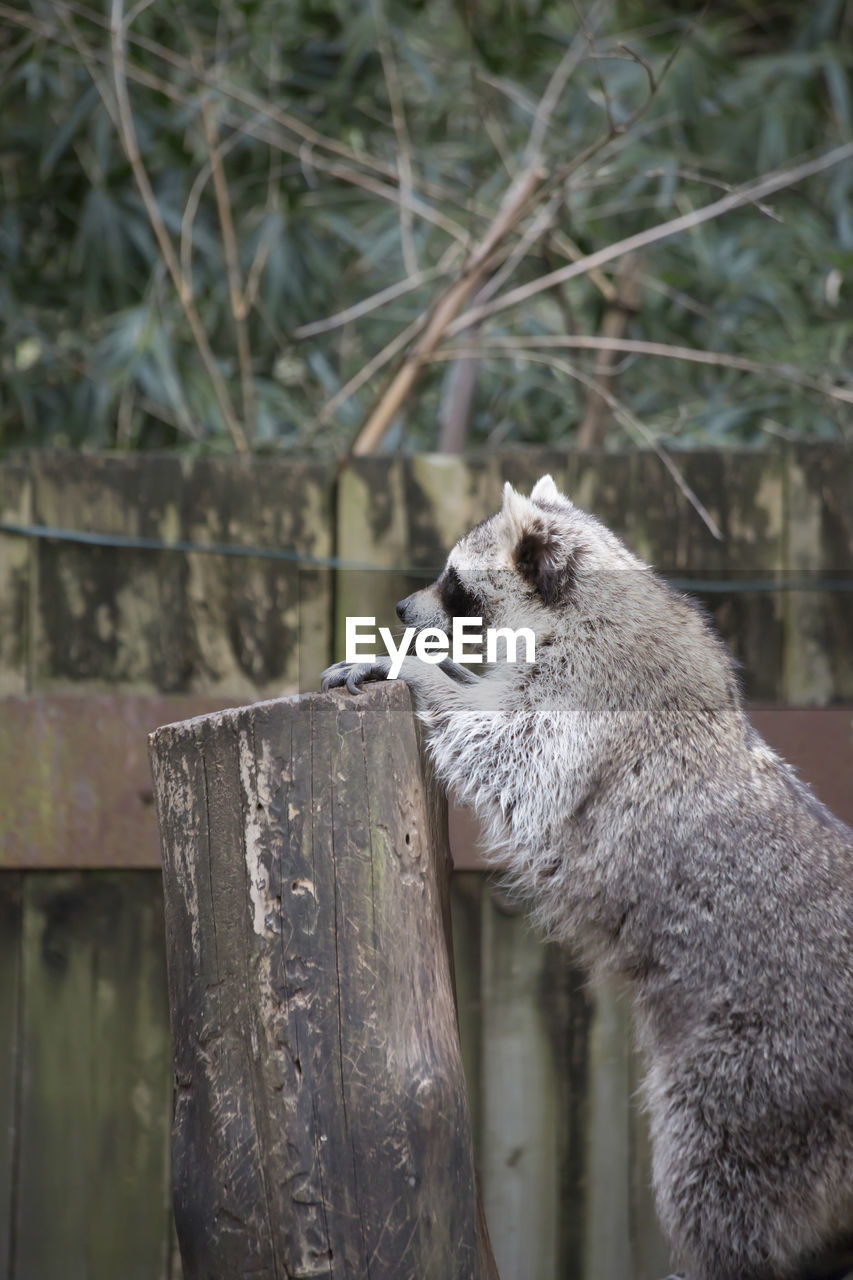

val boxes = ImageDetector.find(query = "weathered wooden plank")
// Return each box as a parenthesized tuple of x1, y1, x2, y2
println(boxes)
(660, 450, 786, 702)
(335, 456, 414, 661)
(450, 872, 485, 1151)
(784, 442, 853, 703)
(582, 982, 633, 1280)
(749, 706, 853, 827)
(0, 464, 32, 695)
(570, 450, 790, 700)
(478, 891, 582, 1280)
(0, 874, 22, 1280)
(404, 454, 503, 568)
(0, 695, 259, 868)
(151, 683, 496, 1280)
(0, 710, 849, 878)
(13, 871, 173, 1280)
(497, 449, 578, 505)
(30, 454, 334, 695)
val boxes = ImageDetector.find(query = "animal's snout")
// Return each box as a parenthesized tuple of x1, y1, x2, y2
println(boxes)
(396, 596, 412, 621)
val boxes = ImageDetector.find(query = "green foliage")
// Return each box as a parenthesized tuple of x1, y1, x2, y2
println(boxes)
(0, 0, 850, 453)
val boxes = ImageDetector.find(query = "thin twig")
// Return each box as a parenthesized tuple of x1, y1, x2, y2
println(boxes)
(27, 2, 478, 314)
(473, 193, 563, 308)
(42, 0, 499, 223)
(541, 3, 711, 198)
(319, 314, 426, 427)
(576, 254, 643, 448)
(244, 51, 282, 313)
(349, 164, 544, 454)
(432, 345, 724, 539)
(438, 335, 853, 405)
(578, 163, 784, 223)
(569, 0, 616, 135)
(372, 0, 419, 275)
(10, 3, 492, 255)
(548, 229, 616, 301)
(242, 221, 275, 314)
(315, 158, 470, 245)
(448, 143, 853, 335)
(615, 41, 656, 95)
(638, 274, 711, 319)
(293, 250, 459, 339)
(191, 40, 256, 438)
(106, 0, 247, 449)
(53, 0, 400, 180)
(179, 122, 248, 294)
(527, 2, 608, 161)
(348, 1, 607, 456)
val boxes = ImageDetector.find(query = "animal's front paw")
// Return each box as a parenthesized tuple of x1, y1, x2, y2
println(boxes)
(321, 659, 391, 695)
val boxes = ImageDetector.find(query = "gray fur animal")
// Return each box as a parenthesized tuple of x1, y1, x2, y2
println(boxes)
(322, 475, 853, 1280)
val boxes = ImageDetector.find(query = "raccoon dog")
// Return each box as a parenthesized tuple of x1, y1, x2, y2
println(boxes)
(322, 475, 853, 1280)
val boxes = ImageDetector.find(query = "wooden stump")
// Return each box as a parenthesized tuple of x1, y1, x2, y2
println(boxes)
(149, 680, 497, 1280)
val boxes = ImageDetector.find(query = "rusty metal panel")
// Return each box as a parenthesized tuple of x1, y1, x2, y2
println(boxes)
(0, 696, 850, 869)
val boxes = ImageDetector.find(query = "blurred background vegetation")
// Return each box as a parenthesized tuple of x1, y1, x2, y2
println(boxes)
(1, 0, 851, 455)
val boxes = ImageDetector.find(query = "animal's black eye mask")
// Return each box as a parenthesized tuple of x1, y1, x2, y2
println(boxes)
(439, 565, 481, 617)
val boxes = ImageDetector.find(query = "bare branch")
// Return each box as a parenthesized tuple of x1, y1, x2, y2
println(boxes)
(576, 254, 643, 448)
(179, 125, 249, 298)
(294, 247, 460, 340)
(190, 40, 256, 438)
(453, 334, 853, 405)
(569, 0, 616, 136)
(6, 2, 486, 254)
(105, 0, 247, 450)
(615, 41, 656, 95)
(319, 314, 426, 427)
(474, 193, 563, 308)
(56, 0, 400, 180)
(372, 0, 419, 275)
(345, 1, 619, 456)
(448, 143, 853, 335)
(432, 345, 724, 540)
(40, 0, 500, 223)
(315, 158, 471, 245)
(242, 222, 276, 315)
(548, 229, 616, 301)
(349, 164, 544, 455)
(527, 2, 609, 161)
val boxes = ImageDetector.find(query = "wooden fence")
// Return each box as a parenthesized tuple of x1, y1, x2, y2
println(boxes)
(0, 446, 851, 1280)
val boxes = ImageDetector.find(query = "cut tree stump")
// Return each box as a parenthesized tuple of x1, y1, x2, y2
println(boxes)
(149, 680, 497, 1280)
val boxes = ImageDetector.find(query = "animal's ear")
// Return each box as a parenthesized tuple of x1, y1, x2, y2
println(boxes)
(530, 474, 564, 506)
(513, 516, 579, 606)
(502, 483, 578, 603)
(502, 481, 532, 538)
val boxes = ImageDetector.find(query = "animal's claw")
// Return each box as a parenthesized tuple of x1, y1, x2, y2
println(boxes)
(320, 660, 390, 695)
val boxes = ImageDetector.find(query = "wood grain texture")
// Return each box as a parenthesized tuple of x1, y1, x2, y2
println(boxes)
(150, 681, 497, 1280)
(29, 454, 333, 695)
(0, 464, 32, 696)
(785, 442, 853, 703)
(11, 872, 173, 1280)
(0, 694, 253, 868)
(0, 875, 22, 1280)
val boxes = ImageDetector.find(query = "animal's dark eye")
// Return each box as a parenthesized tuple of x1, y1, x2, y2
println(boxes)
(439, 566, 480, 617)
